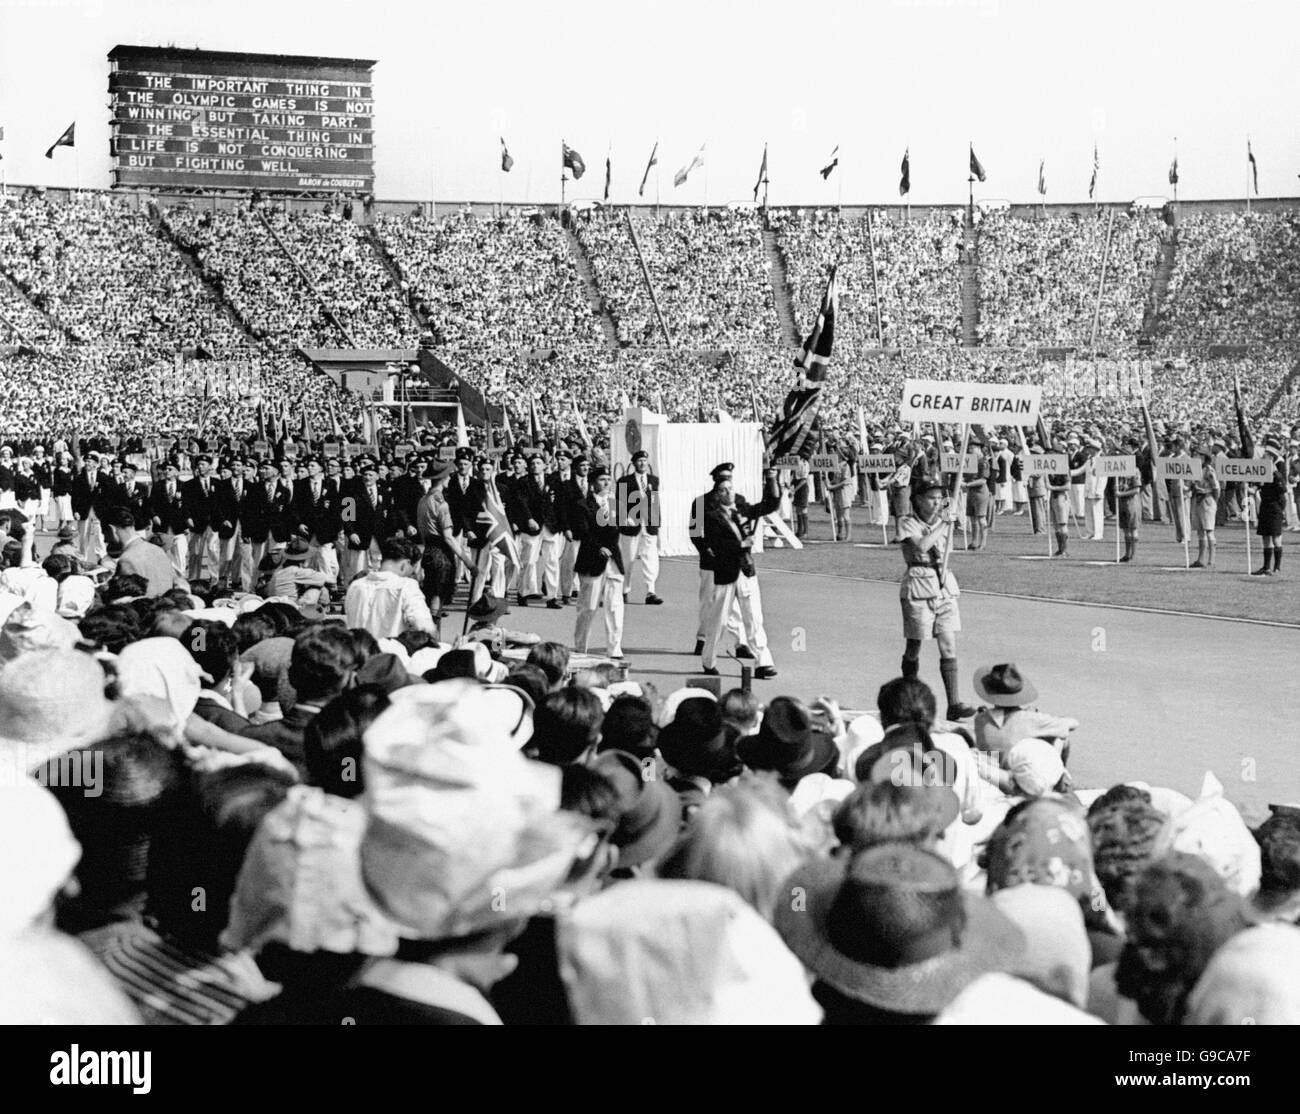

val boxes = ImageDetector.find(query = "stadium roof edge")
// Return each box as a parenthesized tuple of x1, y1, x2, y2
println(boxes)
(108, 44, 376, 70)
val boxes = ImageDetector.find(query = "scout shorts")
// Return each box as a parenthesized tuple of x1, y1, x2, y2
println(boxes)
(902, 593, 961, 641)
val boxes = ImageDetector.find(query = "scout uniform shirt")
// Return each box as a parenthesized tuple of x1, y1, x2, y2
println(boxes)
(897, 511, 960, 601)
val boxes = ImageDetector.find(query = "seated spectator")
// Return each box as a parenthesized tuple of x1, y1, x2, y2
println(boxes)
(303, 686, 391, 800)
(1249, 812, 1300, 924)
(344, 540, 435, 640)
(528, 688, 604, 767)
(656, 693, 743, 822)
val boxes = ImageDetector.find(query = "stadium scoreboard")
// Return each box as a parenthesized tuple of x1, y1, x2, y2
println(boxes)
(108, 45, 375, 193)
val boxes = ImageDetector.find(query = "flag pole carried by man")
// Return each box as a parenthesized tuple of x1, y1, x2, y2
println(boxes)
(768, 265, 838, 463)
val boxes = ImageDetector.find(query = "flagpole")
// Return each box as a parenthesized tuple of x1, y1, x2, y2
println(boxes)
(560, 139, 566, 213)
(968, 142, 975, 230)
(1245, 136, 1251, 215)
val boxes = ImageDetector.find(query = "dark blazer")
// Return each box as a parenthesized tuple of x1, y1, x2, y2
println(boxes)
(689, 488, 719, 571)
(149, 476, 189, 534)
(182, 475, 218, 533)
(514, 475, 558, 536)
(555, 477, 593, 537)
(212, 477, 246, 540)
(385, 474, 424, 537)
(341, 477, 386, 550)
(245, 479, 294, 544)
(615, 471, 661, 536)
(701, 476, 782, 586)
(444, 472, 478, 535)
(293, 476, 339, 542)
(71, 468, 120, 520)
(574, 492, 626, 577)
(239, 705, 316, 778)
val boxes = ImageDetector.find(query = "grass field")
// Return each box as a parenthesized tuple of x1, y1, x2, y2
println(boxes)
(757, 504, 1300, 626)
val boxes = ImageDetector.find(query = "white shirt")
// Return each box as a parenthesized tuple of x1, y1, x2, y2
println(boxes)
(344, 570, 436, 638)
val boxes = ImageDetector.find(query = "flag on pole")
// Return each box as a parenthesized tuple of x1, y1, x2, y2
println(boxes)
(820, 145, 839, 180)
(1037, 159, 1046, 197)
(528, 394, 543, 446)
(45, 122, 75, 159)
(327, 392, 342, 439)
(899, 148, 910, 197)
(618, 389, 632, 411)
(654, 390, 666, 415)
(1088, 143, 1099, 199)
(767, 266, 837, 460)
(572, 396, 592, 449)
(753, 144, 768, 202)
(478, 482, 521, 569)
(256, 399, 267, 443)
(857, 405, 870, 457)
(1168, 155, 1179, 186)
(302, 404, 314, 446)
(501, 403, 515, 450)
(455, 403, 469, 449)
(969, 145, 986, 182)
(500, 138, 514, 173)
(604, 151, 611, 202)
(562, 142, 586, 180)
(673, 145, 705, 188)
(1248, 140, 1258, 194)
(638, 140, 658, 197)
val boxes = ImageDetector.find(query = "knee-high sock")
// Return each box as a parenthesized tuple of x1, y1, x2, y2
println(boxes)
(939, 657, 961, 709)
(902, 655, 919, 681)
(1274, 546, 1283, 571)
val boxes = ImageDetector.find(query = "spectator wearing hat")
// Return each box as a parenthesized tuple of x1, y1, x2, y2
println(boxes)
(737, 696, 839, 793)
(615, 450, 663, 606)
(971, 663, 1078, 778)
(776, 843, 1026, 1024)
(699, 466, 782, 680)
(263, 536, 335, 610)
(897, 475, 975, 721)
(657, 693, 743, 822)
(572, 465, 626, 660)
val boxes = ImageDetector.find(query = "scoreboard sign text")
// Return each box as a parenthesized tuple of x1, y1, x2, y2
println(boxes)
(109, 45, 375, 193)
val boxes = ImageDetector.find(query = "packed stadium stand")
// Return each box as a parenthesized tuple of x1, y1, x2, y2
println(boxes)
(1, 189, 1298, 440)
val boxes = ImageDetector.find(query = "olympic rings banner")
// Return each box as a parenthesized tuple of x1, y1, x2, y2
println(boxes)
(900, 380, 1043, 425)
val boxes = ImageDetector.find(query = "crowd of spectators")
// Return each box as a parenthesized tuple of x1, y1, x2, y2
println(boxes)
(1, 568, 1297, 1024)
(376, 209, 602, 349)
(976, 208, 1162, 346)
(1158, 210, 1300, 346)
(769, 208, 964, 349)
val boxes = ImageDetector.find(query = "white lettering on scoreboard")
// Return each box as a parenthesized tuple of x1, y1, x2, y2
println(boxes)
(900, 379, 1043, 425)
(1098, 455, 1138, 478)
(1158, 456, 1198, 481)
(1030, 453, 1069, 475)
(1215, 457, 1275, 483)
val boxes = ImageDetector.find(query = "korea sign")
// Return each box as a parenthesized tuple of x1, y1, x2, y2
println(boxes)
(901, 379, 1043, 425)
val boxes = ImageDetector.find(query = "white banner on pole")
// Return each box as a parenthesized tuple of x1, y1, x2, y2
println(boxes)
(1214, 457, 1275, 483)
(901, 379, 1043, 425)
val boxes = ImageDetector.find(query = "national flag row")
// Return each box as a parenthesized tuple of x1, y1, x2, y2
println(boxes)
(489, 137, 1271, 200)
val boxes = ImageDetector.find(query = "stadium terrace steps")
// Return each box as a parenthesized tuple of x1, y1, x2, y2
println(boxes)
(363, 226, 426, 334)
(153, 211, 265, 347)
(761, 226, 801, 349)
(561, 225, 620, 350)
(1141, 235, 1177, 345)
(0, 271, 74, 348)
(960, 225, 980, 346)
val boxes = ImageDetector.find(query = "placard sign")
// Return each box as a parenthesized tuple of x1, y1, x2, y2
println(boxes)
(901, 380, 1043, 425)
(809, 454, 839, 471)
(252, 439, 269, 457)
(860, 453, 898, 473)
(1157, 456, 1198, 482)
(438, 446, 457, 461)
(1215, 457, 1275, 483)
(323, 441, 341, 458)
(773, 455, 802, 468)
(1098, 455, 1138, 478)
(1029, 453, 1069, 476)
(940, 453, 980, 473)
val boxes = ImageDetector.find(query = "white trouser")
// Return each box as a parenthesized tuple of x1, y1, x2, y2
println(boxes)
(472, 545, 513, 602)
(309, 541, 339, 585)
(36, 488, 51, 519)
(238, 537, 267, 593)
(187, 527, 220, 582)
(218, 527, 241, 586)
(559, 537, 580, 597)
(1086, 498, 1105, 540)
(619, 528, 660, 597)
(1012, 480, 1028, 504)
(77, 513, 107, 567)
(702, 572, 773, 670)
(574, 562, 625, 657)
(341, 541, 381, 586)
(696, 568, 744, 644)
(1069, 485, 1085, 518)
(519, 527, 562, 599)
(53, 495, 73, 526)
